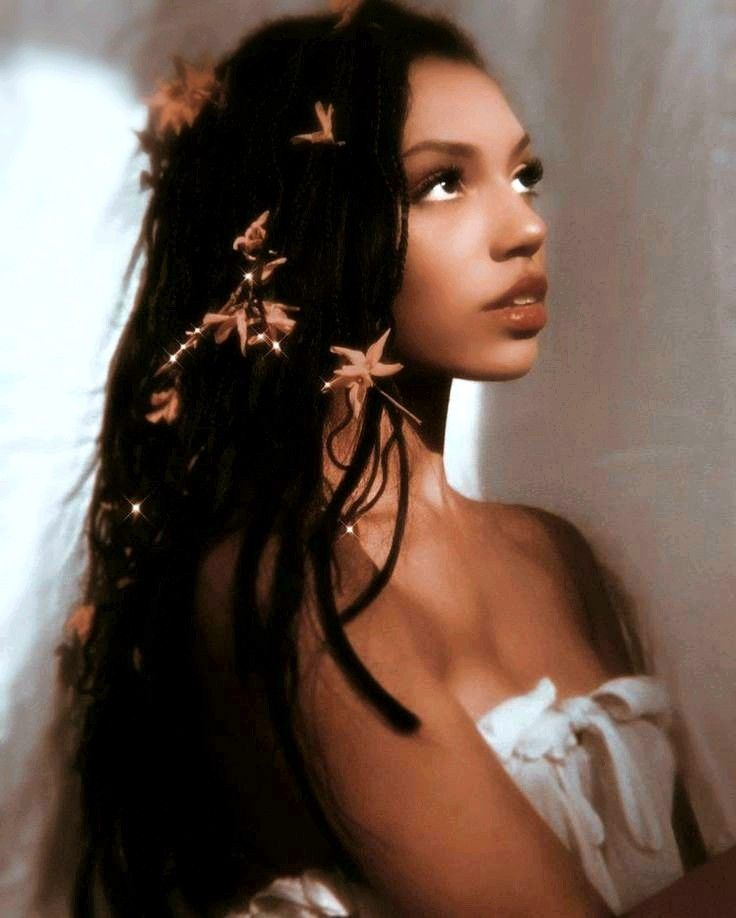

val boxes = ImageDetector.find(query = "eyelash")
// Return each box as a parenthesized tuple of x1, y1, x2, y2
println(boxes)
(411, 156, 545, 203)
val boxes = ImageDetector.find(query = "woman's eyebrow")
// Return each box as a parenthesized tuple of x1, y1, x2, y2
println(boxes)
(401, 131, 531, 161)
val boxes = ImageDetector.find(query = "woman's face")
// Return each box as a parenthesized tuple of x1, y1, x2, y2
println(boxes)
(392, 57, 548, 381)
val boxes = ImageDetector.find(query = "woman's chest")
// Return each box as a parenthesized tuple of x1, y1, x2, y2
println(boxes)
(351, 503, 623, 722)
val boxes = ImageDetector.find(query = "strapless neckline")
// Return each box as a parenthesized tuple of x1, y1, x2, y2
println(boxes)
(473, 673, 662, 725)
(238, 671, 680, 918)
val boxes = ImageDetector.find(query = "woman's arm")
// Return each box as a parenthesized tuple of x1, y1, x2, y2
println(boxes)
(624, 845, 736, 917)
(295, 585, 614, 918)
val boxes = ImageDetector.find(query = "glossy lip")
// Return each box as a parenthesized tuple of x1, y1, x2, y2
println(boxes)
(493, 301, 548, 336)
(482, 273, 548, 310)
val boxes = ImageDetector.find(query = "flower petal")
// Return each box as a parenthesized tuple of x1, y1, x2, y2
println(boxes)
(365, 328, 391, 365)
(145, 405, 166, 423)
(236, 310, 250, 355)
(369, 360, 403, 377)
(148, 390, 170, 407)
(330, 0, 363, 28)
(333, 364, 367, 379)
(253, 209, 270, 230)
(329, 344, 367, 366)
(264, 300, 301, 314)
(289, 101, 345, 145)
(163, 390, 181, 422)
(260, 256, 287, 283)
(201, 312, 230, 327)
(234, 209, 270, 254)
(65, 603, 96, 644)
(214, 320, 235, 344)
(268, 315, 296, 335)
(348, 380, 366, 419)
(315, 101, 332, 135)
(290, 131, 319, 144)
(146, 387, 180, 424)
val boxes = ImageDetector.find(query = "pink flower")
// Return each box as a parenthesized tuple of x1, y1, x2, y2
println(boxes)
(325, 328, 403, 419)
(233, 210, 270, 255)
(202, 308, 252, 355)
(259, 256, 287, 283)
(329, 0, 363, 28)
(248, 300, 301, 344)
(146, 387, 181, 424)
(290, 101, 346, 146)
(65, 603, 95, 644)
(144, 57, 219, 137)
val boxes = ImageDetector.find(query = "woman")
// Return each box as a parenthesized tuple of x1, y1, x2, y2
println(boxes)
(68, 0, 732, 915)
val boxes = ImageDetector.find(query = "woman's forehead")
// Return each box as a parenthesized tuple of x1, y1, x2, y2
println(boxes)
(402, 58, 523, 154)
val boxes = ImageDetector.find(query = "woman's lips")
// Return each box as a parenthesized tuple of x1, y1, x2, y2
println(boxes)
(485, 300, 548, 334)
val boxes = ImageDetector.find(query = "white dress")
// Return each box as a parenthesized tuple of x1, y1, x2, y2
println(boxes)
(233, 674, 685, 917)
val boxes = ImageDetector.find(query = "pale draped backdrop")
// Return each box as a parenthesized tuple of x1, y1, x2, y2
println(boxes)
(1, 0, 733, 913)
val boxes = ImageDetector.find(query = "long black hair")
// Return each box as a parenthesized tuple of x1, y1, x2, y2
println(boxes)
(70, 2, 485, 914)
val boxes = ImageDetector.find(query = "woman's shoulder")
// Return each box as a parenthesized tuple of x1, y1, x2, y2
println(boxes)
(478, 501, 592, 559)
(487, 502, 639, 677)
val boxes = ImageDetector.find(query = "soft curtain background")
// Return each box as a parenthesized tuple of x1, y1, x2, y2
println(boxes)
(1, 0, 733, 913)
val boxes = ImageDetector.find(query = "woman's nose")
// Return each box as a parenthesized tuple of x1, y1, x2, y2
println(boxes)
(487, 192, 547, 262)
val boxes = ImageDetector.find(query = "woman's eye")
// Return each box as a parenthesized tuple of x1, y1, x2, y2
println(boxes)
(511, 156, 544, 197)
(412, 166, 465, 203)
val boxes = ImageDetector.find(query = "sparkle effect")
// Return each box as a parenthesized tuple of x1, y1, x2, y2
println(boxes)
(126, 96, 421, 582)
(124, 496, 149, 522)
(149, 209, 296, 406)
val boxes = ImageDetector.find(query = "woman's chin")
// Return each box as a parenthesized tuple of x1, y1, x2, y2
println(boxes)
(459, 337, 542, 382)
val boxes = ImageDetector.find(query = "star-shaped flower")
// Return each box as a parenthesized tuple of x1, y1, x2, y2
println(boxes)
(248, 300, 301, 345)
(233, 210, 270, 256)
(144, 57, 220, 137)
(146, 386, 181, 424)
(325, 328, 403, 419)
(202, 307, 252, 355)
(290, 101, 346, 146)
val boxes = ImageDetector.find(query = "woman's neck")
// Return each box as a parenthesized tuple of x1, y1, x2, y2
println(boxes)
(323, 368, 457, 521)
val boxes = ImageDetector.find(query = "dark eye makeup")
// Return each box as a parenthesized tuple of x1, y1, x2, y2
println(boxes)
(410, 156, 544, 203)
(410, 164, 465, 202)
(516, 156, 544, 195)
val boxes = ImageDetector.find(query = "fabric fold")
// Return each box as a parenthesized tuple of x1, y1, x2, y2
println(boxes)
(561, 695, 664, 851)
(475, 674, 681, 914)
(240, 869, 357, 917)
(476, 676, 557, 759)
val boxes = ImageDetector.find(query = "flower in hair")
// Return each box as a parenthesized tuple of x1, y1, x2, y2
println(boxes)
(233, 210, 270, 257)
(65, 603, 95, 645)
(145, 56, 220, 137)
(146, 210, 296, 426)
(202, 308, 253, 356)
(259, 256, 288, 283)
(329, 0, 363, 29)
(290, 101, 346, 146)
(250, 300, 301, 343)
(145, 386, 182, 423)
(324, 328, 421, 424)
